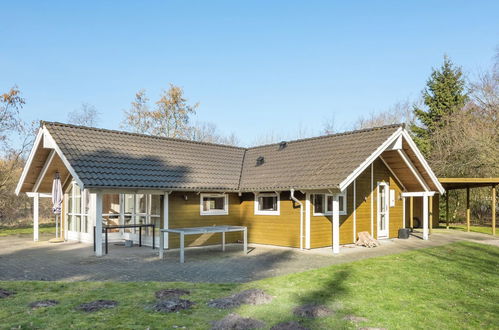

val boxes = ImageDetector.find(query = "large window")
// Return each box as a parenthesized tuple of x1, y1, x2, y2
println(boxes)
(200, 193, 228, 215)
(254, 192, 280, 215)
(66, 182, 89, 233)
(313, 192, 347, 216)
(122, 194, 161, 235)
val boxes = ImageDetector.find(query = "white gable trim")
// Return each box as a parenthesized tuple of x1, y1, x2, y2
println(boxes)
(15, 128, 43, 195)
(42, 126, 84, 189)
(397, 149, 430, 191)
(339, 127, 403, 192)
(401, 130, 445, 195)
(379, 155, 407, 191)
(339, 127, 444, 195)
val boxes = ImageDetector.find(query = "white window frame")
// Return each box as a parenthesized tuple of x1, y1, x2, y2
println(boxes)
(313, 192, 347, 216)
(200, 193, 229, 216)
(66, 181, 90, 233)
(254, 192, 280, 215)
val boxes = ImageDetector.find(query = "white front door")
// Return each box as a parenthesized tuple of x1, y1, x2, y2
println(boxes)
(377, 182, 389, 238)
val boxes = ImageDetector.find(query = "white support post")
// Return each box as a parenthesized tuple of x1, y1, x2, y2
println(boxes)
(370, 163, 374, 236)
(332, 194, 340, 254)
(422, 194, 429, 240)
(180, 232, 185, 264)
(95, 191, 103, 256)
(353, 179, 357, 242)
(163, 192, 170, 249)
(222, 232, 226, 251)
(305, 193, 311, 249)
(402, 196, 406, 229)
(243, 227, 248, 253)
(33, 193, 39, 242)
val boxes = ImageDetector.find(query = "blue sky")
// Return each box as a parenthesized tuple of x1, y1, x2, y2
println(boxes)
(1, 1, 498, 146)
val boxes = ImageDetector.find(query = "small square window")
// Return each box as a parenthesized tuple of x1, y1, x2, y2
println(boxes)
(313, 193, 347, 216)
(255, 193, 280, 215)
(200, 194, 228, 215)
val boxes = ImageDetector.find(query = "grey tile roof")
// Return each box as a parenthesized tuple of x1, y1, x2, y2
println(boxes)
(239, 125, 401, 191)
(44, 122, 402, 191)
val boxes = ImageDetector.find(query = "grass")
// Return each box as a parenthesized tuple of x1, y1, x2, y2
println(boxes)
(0, 224, 56, 237)
(440, 223, 497, 235)
(0, 241, 498, 329)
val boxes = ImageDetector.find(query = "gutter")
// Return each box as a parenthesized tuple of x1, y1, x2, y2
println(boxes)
(290, 189, 304, 250)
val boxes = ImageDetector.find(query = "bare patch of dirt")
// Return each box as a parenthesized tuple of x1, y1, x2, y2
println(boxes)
(152, 298, 194, 313)
(76, 300, 118, 312)
(155, 289, 190, 300)
(343, 315, 369, 323)
(29, 300, 59, 308)
(293, 304, 332, 318)
(270, 321, 309, 330)
(211, 313, 265, 330)
(208, 289, 273, 309)
(0, 288, 15, 298)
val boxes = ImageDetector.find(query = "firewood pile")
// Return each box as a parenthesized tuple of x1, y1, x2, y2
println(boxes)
(355, 231, 380, 248)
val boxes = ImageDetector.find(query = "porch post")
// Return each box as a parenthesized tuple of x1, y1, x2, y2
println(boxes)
(94, 191, 103, 256)
(466, 187, 470, 232)
(492, 185, 496, 236)
(422, 194, 429, 240)
(33, 193, 39, 242)
(332, 194, 340, 254)
(445, 193, 449, 229)
(163, 192, 170, 249)
(429, 195, 433, 234)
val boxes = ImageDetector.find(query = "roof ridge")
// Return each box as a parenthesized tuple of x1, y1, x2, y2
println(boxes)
(42, 121, 247, 150)
(247, 123, 404, 149)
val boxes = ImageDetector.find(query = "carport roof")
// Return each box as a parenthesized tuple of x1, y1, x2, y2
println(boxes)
(438, 178, 499, 190)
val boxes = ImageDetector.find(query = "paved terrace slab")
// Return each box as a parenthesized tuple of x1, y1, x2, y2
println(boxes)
(0, 230, 497, 283)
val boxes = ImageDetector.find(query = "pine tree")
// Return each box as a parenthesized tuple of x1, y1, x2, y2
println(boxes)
(411, 56, 468, 156)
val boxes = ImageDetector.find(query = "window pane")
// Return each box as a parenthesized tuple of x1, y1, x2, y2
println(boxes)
(83, 190, 90, 215)
(203, 197, 225, 211)
(75, 215, 81, 232)
(67, 187, 73, 214)
(68, 215, 73, 231)
(136, 194, 146, 214)
(339, 196, 344, 212)
(259, 196, 277, 211)
(103, 194, 120, 214)
(81, 216, 88, 233)
(124, 194, 134, 214)
(314, 195, 324, 213)
(150, 195, 161, 216)
(327, 196, 333, 213)
(74, 185, 81, 214)
(124, 215, 133, 233)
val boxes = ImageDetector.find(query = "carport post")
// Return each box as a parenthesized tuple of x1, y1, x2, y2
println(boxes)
(95, 191, 103, 257)
(409, 197, 414, 229)
(492, 185, 496, 236)
(445, 193, 449, 229)
(466, 187, 471, 232)
(429, 195, 433, 234)
(33, 193, 39, 242)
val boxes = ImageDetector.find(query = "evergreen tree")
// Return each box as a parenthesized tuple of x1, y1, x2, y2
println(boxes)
(411, 56, 468, 156)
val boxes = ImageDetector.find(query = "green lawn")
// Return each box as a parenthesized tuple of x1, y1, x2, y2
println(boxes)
(0, 242, 498, 329)
(441, 223, 497, 235)
(0, 224, 55, 237)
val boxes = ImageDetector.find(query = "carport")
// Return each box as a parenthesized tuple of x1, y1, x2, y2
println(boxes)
(439, 178, 498, 235)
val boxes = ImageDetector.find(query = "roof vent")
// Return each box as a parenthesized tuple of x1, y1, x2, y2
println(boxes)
(256, 156, 264, 166)
(279, 141, 287, 150)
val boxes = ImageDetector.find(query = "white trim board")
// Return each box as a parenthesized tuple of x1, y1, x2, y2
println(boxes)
(15, 128, 44, 195)
(379, 155, 407, 191)
(33, 149, 56, 192)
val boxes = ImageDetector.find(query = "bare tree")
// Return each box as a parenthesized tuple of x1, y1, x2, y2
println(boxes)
(353, 100, 415, 130)
(67, 103, 100, 126)
(122, 84, 199, 138)
(188, 121, 240, 146)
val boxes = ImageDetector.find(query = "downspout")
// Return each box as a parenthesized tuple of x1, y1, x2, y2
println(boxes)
(290, 189, 304, 250)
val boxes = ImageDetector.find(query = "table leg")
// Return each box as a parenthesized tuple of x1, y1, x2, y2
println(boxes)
(105, 229, 108, 254)
(243, 228, 248, 254)
(139, 226, 142, 247)
(222, 232, 226, 251)
(152, 225, 155, 250)
(93, 226, 96, 252)
(180, 232, 185, 263)
(159, 231, 164, 259)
